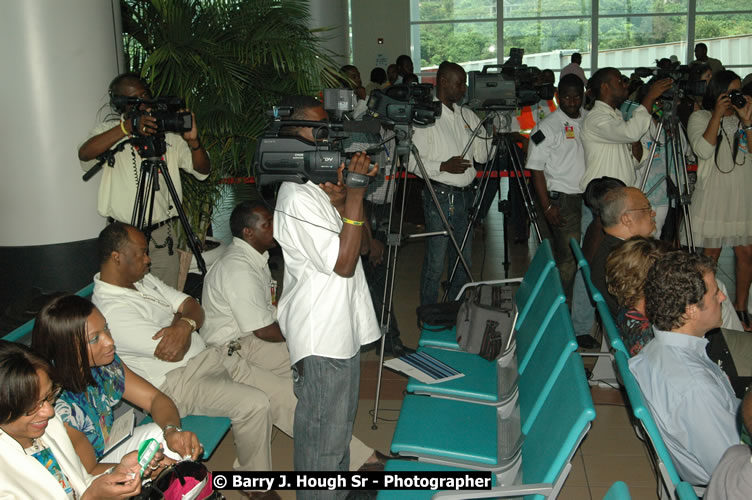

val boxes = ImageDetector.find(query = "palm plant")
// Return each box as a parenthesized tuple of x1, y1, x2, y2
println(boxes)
(121, 0, 342, 244)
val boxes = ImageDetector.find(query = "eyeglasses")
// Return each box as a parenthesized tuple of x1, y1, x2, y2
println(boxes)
(25, 385, 62, 416)
(625, 205, 653, 213)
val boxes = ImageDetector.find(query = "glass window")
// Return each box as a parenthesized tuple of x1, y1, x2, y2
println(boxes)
(599, 15, 687, 50)
(412, 0, 497, 22)
(504, 0, 592, 18)
(503, 19, 591, 56)
(600, 0, 687, 16)
(415, 21, 497, 69)
(696, 0, 750, 12)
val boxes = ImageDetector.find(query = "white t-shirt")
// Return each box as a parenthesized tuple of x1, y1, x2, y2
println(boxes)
(526, 108, 587, 195)
(273, 181, 381, 365)
(201, 237, 277, 346)
(580, 100, 651, 190)
(409, 102, 491, 187)
(79, 120, 208, 223)
(92, 272, 207, 388)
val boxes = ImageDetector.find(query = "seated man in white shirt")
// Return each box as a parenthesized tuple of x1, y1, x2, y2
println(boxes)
(93, 222, 284, 499)
(580, 68, 672, 189)
(629, 251, 741, 485)
(200, 200, 387, 472)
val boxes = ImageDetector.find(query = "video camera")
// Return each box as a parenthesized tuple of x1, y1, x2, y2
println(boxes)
(634, 65, 706, 99)
(467, 64, 555, 110)
(367, 84, 441, 126)
(111, 95, 193, 134)
(253, 107, 375, 187)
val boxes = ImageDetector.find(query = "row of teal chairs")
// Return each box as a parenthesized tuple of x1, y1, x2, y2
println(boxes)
(378, 241, 596, 499)
(1, 282, 230, 461)
(570, 238, 700, 500)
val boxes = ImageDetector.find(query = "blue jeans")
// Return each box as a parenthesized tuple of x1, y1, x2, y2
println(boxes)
(421, 185, 473, 305)
(571, 202, 595, 337)
(292, 353, 360, 500)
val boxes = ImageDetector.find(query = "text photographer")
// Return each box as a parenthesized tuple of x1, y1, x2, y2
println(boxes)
(78, 72, 210, 288)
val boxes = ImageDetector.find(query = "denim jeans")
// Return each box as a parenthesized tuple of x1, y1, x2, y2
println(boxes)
(292, 353, 360, 500)
(571, 201, 595, 337)
(421, 185, 474, 305)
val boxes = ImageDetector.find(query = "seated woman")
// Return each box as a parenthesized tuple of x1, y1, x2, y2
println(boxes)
(0, 340, 154, 499)
(606, 237, 672, 356)
(31, 294, 202, 475)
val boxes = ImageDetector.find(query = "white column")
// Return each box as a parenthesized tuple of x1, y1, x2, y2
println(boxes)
(0, 0, 122, 247)
(307, 0, 349, 66)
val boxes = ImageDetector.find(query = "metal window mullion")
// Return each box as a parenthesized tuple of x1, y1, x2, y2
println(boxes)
(687, 0, 697, 64)
(592, 0, 599, 73)
(498, 0, 504, 64)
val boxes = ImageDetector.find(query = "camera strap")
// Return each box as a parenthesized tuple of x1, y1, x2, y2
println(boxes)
(344, 171, 370, 188)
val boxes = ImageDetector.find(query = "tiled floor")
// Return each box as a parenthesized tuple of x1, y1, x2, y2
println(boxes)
(206, 180, 666, 499)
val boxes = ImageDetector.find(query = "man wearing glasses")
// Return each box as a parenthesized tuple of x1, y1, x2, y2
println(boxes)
(590, 186, 657, 314)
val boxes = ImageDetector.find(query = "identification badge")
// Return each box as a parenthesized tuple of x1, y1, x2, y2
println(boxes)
(270, 279, 278, 306)
(565, 125, 575, 139)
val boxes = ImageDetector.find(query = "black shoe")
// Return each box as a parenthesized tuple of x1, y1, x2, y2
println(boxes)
(384, 338, 416, 358)
(577, 335, 600, 350)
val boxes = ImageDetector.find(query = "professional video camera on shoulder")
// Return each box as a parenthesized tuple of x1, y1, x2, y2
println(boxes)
(367, 83, 441, 125)
(254, 103, 373, 187)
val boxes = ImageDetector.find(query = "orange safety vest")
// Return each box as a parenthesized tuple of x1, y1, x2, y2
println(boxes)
(516, 99, 558, 131)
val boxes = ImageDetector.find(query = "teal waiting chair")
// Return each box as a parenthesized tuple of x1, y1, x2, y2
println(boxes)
(675, 481, 700, 500)
(419, 239, 556, 351)
(407, 270, 569, 405)
(602, 481, 632, 499)
(379, 352, 596, 499)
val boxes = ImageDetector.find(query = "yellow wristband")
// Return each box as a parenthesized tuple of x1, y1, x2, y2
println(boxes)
(342, 217, 364, 227)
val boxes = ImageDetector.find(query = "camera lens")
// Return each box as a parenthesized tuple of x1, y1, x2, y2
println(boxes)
(728, 89, 747, 109)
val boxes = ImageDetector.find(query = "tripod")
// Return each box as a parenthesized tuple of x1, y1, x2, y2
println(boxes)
(370, 122, 476, 428)
(637, 95, 695, 252)
(83, 135, 207, 276)
(131, 137, 208, 275)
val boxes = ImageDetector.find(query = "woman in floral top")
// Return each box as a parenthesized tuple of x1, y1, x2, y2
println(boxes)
(606, 237, 672, 356)
(31, 295, 202, 475)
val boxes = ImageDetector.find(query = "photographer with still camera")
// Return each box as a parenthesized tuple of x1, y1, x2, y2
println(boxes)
(686, 70, 752, 329)
(78, 72, 210, 288)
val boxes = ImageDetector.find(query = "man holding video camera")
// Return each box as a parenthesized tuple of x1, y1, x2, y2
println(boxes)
(273, 95, 381, 497)
(78, 72, 210, 288)
(580, 68, 672, 190)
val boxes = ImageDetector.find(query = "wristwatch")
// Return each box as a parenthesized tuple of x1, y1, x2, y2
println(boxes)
(179, 317, 197, 332)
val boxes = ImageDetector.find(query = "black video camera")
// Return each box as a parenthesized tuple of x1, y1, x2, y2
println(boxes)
(634, 65, 706, 99)
(254, 113, 374, 187)
(467, 64, 555, 110)
(111, 95, 193, 134)
(367, 84, 442, 125)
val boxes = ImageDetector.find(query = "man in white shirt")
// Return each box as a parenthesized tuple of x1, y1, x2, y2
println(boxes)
(79, 72, 211, 288)
(560, 52, 587, 85)
(630, 251, 741, 485)
(273, 95, 381, 498)
(410, 61, 491, 305)
(580, 68, 672, 190)
(528, 74, 587, 298)
(201, 201, 386, 473)
(692, 43, 725, 75)
(92, 222, 282, 499)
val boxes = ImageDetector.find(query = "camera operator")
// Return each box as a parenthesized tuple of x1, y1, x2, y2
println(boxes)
(78, 72, 210, 288)
(272, 95, 381, 495)
(580, 67, 673, 189)
(686, 70, 752, 329)
(409, 61, 491, 306)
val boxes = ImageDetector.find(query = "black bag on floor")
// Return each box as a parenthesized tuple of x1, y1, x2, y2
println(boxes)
(456, 284, 517, 361)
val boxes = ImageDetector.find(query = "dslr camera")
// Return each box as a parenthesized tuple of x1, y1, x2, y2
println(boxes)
(728, 89, 747, 109)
